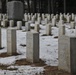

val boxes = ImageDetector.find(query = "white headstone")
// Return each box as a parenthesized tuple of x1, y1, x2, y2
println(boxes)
(52, 16, 56, 26)
(26, 31, 39, 63)
(70, 21, 75, 29)
(46, 23, 52, 35)
(7, 28, 17, 55)
(17, 21, 22, 30)
(72, 13, 75, 21)
(9, 20, 14, 27)
(25, 22, 30, 31)
(34, 23, 39, 32)
(24, 14, 28, 22)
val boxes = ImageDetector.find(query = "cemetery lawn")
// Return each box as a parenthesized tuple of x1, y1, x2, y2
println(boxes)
(0, 23, 75, 75)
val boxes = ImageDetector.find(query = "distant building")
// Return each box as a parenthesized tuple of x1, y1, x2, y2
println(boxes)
(0, 0, 76, 14)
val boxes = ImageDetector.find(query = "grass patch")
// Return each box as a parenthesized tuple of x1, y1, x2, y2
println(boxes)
(43, 66, 72, 75)
(0, 53, 20, 57)
(0, 65, 18, 71)
(7, 67, 18, 71)
(41, 34, 53, 36)
(0, 65, 8, 70)
(0, 47, 5, 50)
(20, 44, 26, 47)
(54, 36, 58, 39)
(15, 59, 46, 67)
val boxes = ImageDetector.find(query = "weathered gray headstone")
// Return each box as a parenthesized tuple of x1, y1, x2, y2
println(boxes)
(7, 1, 24, 21)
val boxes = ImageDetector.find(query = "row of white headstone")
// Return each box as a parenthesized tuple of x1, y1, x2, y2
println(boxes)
(0, 13, 76, 26)
(0, 17, 76, 73)
(0, 13, 76, 30)
(24, 13, 76, 22)
(2, 24, 76, 73)
(0, 18, 52, 35)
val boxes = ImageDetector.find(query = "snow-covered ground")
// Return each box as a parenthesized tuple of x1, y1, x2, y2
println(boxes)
(0, 23, 75, 75)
